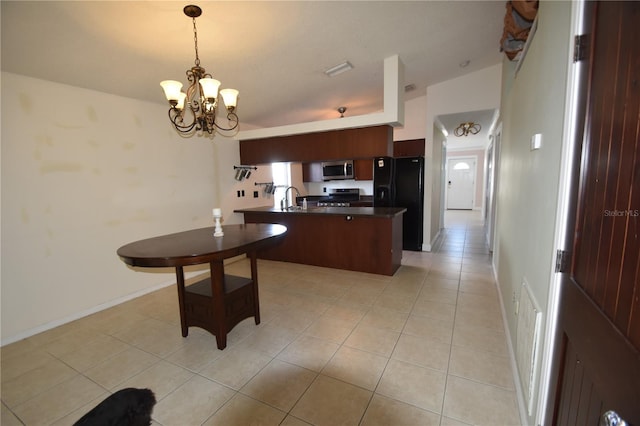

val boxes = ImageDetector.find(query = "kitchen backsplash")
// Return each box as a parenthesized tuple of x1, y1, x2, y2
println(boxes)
(305, 179, 373, 196)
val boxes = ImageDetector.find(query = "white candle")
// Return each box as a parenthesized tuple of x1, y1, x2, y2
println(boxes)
(213, 208, 222, 217)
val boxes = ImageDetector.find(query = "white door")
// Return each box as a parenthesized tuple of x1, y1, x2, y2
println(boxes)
(447, 157, 475, 210)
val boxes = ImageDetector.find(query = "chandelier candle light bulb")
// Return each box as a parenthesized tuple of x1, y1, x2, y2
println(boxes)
(160, 80, 183, 106)
(220, 89, 239, 109)
(199, 78, 221, 100)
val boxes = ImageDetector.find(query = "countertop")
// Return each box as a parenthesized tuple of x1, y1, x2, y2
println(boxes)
(235, 206, 406, 218)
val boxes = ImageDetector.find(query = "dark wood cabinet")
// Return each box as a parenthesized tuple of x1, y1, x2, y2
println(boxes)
(354, 158, 373, 180)
(240, 125, 393, 165)
(394, 139, 425, 157)
(239, 209, 403, 276)
(302, 162, 323, 182)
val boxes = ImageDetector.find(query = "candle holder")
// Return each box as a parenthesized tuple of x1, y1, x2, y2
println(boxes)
(213, 208, 224, 237)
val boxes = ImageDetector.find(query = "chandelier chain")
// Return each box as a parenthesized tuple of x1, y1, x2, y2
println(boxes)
(192, 17, 200, 67)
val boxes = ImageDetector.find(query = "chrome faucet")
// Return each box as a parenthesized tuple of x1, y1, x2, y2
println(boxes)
(284, 186, 301, 209)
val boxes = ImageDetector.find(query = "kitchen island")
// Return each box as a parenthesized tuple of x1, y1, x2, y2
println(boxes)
(235, 206, 406, 276)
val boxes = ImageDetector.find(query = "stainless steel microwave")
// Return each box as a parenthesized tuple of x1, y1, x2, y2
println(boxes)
(322, 160, 354, 181)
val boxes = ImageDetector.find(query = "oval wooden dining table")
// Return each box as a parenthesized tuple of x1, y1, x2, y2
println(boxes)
(117, 223, 287, 350)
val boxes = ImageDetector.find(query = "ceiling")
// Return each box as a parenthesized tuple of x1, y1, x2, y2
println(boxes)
(1, 1, 505, 130)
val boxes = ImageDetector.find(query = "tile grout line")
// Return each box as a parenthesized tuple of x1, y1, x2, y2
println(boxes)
(437, 222, 467, 426)
(355, 267, 429, 425)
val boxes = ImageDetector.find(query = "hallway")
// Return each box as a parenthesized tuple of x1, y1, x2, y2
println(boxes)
(1, 210, 521, 425)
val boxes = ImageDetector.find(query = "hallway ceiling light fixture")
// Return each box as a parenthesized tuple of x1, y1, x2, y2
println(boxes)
(160, 5, 239, 137)
(454, 121, 481, 137)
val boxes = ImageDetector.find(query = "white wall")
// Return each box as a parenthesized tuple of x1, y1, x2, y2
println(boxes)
(393, 96, 427, 141)
(431, 126, 446, 243)
(223, 164, 278, 224)
(495, 2, 572, 424)
(0, 72, 245, 343)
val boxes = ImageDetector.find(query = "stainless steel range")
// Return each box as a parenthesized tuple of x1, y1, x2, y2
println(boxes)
(318, 201, 351, 207)
(297, 188, 361, 207)
(318, 188, 360, 206)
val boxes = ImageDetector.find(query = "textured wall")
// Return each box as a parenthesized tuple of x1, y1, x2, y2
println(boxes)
(494, 1, 573, 423)
(0, 73, 230, 342)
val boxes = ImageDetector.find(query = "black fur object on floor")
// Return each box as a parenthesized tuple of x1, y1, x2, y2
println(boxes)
(73, 388, 156, 426)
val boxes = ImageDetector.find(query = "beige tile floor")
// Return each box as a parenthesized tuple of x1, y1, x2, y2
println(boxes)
(1, 210, 521, 425)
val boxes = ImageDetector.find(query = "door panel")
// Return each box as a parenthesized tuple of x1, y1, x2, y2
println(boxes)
(556, 279, 640, 423)
(447, 157, 475, 209)
(556, 341, 603, 425)
(552, 1, 640, 424)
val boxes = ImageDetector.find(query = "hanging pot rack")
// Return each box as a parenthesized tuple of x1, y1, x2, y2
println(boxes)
(233, 165, 257, 181)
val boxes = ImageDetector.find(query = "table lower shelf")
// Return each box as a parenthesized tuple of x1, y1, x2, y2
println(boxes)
(182, 274, 258, 341)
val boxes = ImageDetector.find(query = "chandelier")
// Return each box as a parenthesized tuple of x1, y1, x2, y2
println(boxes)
(454, 122, 481, 137)
(160, 5, 239, 137)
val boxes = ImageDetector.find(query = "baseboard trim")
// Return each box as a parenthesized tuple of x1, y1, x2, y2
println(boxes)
(493, 262, 529, 426)
(1, 255, 248, 347)
(426, 228, 444, 252)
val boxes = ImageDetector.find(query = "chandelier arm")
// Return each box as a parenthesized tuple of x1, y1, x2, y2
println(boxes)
(211, 112, 240, 132)
(168, 108, 198, 133)
(185, 78, 198, 107)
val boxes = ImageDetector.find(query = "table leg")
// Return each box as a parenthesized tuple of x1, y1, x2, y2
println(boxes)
(249, 251, 261, 325)
(175, 266, 188, 337)
(210, 260, 228, 350)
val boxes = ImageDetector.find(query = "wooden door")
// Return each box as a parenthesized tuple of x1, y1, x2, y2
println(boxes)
(551, 2, 640, 424)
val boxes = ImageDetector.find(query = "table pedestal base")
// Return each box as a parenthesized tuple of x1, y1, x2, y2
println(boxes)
(174, 253, 261, 350)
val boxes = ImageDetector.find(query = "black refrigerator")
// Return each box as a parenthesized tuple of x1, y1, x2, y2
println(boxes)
(373, 156, 424, 251)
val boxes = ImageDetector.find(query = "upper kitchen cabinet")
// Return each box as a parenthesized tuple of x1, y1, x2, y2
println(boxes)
(239, 125, 393, 165)
(354, 158, 373, 180)
(302, 162, 323, 182)
(394, 139, 425, 157)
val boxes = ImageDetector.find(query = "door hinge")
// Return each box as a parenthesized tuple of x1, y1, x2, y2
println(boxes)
(555, 249, 571, 273)
(573, 34, 587, 62)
